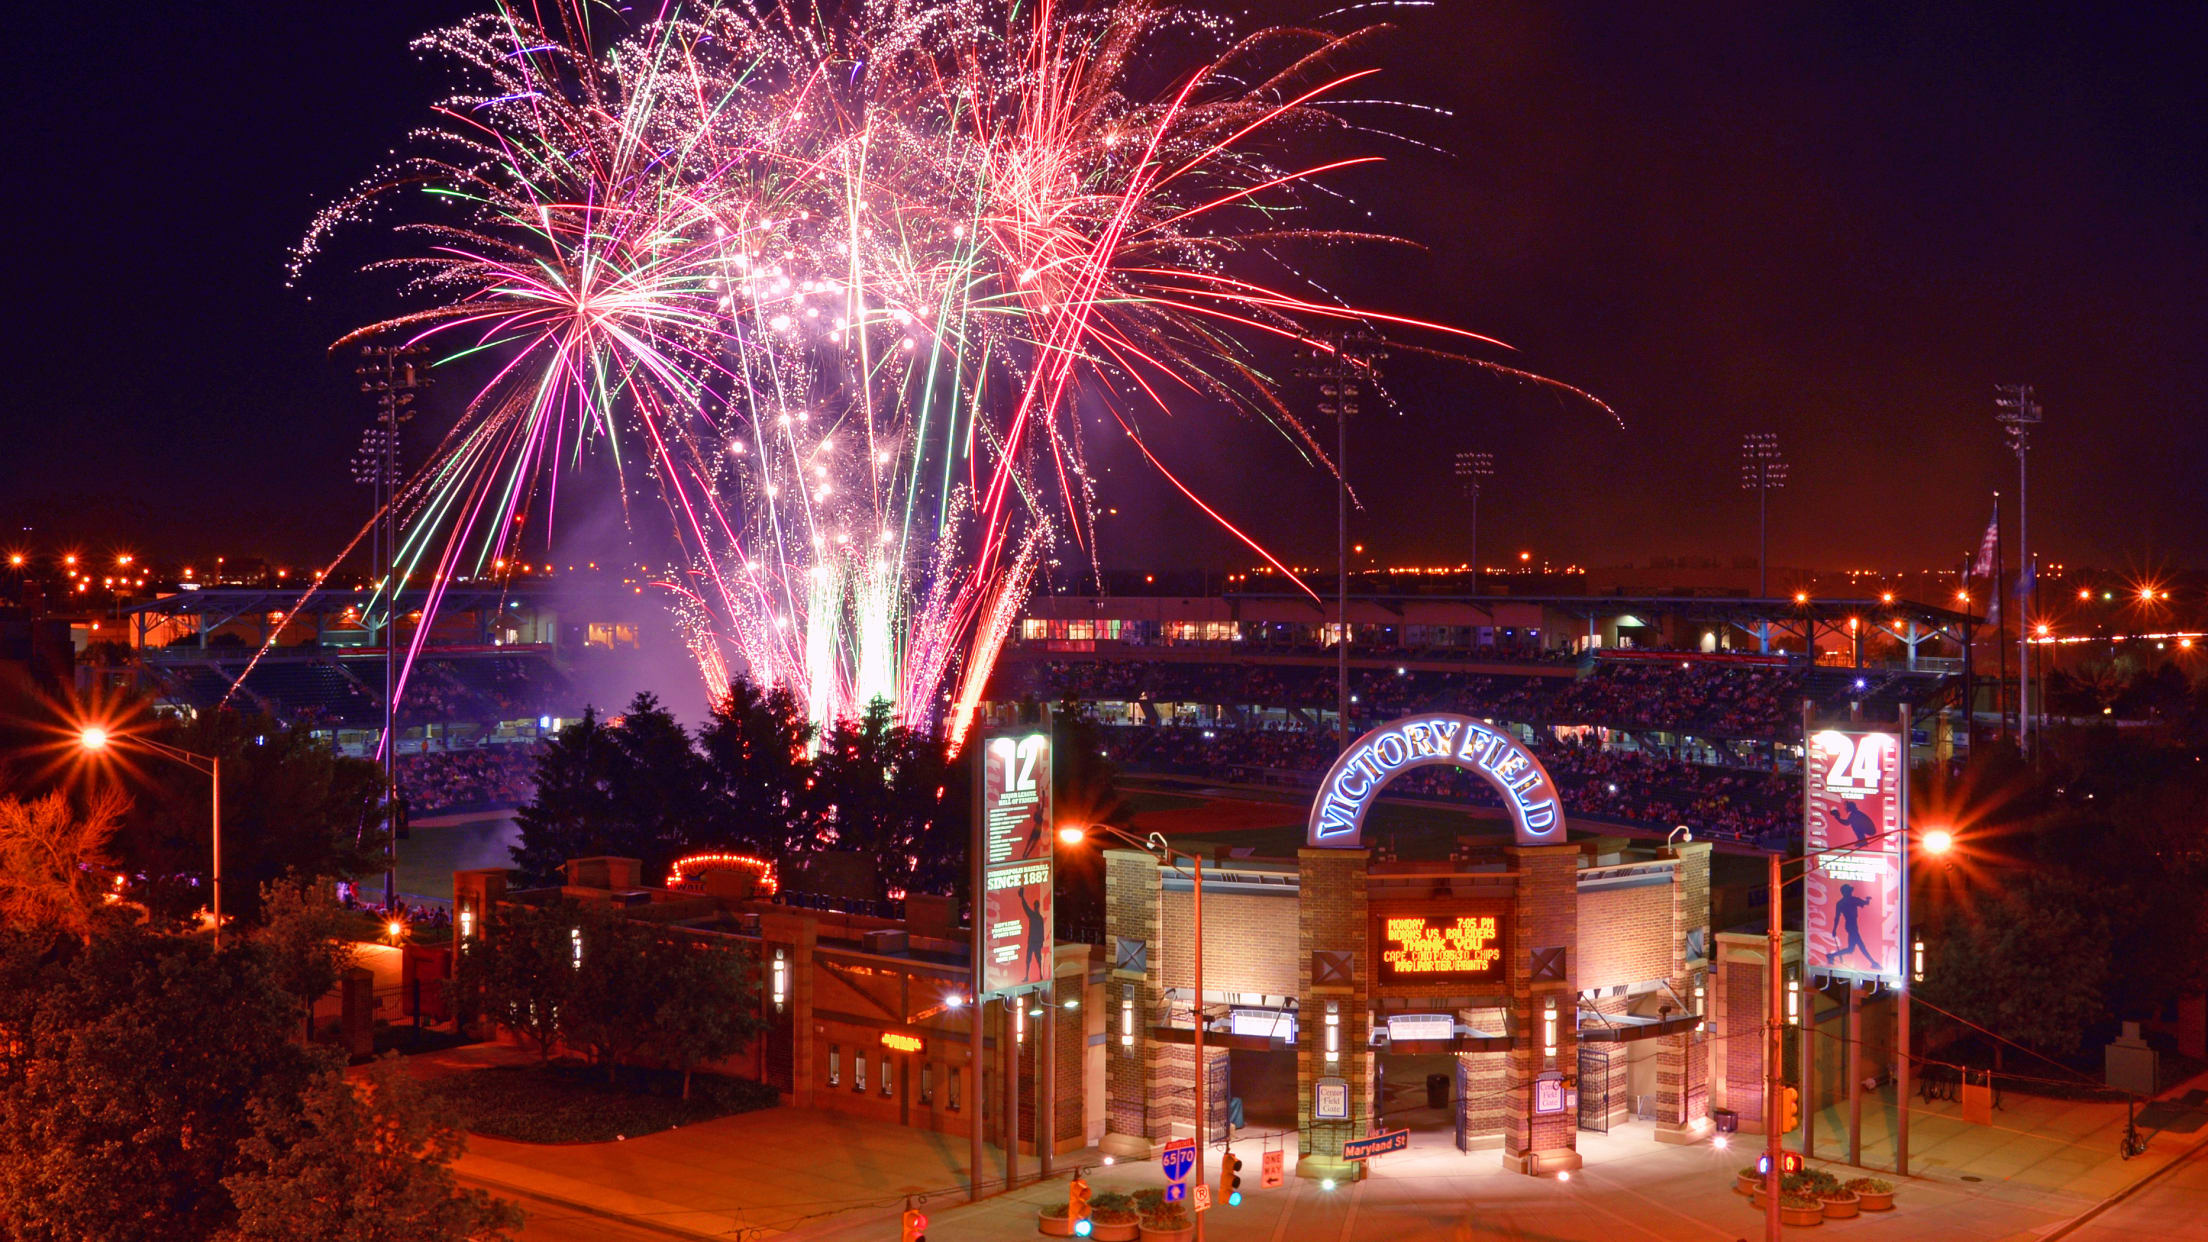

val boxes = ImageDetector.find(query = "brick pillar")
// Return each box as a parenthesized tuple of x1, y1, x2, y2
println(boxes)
(1504, 843, 1579, 1175)
(1102, 849, 1163, 1158)
(1297, 848, 1370, 1181)
(1457, 1046, 1507, 1149)
(1657, 843, 1713, 1144)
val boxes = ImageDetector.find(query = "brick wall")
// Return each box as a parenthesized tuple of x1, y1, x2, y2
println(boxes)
(1723, 958, 1765, 1125)
(1576, 879, 1675, 991)
(1158, 889, 1299, 996)
(1104, 850, 1163, 1148)
(1297, 849, 1371, 1171)
(1505, 844, 1579, 1166)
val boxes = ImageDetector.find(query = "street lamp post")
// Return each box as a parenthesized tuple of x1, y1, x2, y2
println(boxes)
(78, 726, 222, 949)
(1760, 818, 1952, 1242)
(1064, 824, 1207, 1241)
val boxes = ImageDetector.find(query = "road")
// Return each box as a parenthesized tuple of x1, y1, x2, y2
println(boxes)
(2052, 1133, 2208, 1242)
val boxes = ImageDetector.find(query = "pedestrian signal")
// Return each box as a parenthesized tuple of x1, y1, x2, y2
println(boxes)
(901, 1208, 927, 1242)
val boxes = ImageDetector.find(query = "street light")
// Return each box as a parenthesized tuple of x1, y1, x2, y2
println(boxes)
(1758, 821, 1952, 1242)
(78, 724, 223, 949)
(1060, 824, 1214, 1234)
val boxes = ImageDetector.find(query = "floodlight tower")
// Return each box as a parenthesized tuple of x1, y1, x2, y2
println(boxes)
(356, 343, 431, 909)
(1994, 384, 2042, 758)
(1740, 432, 1788, 653)
(1296, 329, 1386, 749)
(1455, 451, 1494, 593)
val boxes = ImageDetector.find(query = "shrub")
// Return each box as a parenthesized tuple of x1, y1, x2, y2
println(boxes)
(1780, 1195, 1823, 1211)
(1845, 1177, 1894, 1195)
(1093, 1191, 1139, 1225)
(1142, 1202, 1193, 1231)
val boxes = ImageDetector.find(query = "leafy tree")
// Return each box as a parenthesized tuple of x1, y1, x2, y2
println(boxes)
(560, 903, 659, 1080)
(222, 1056, 521, 1242)
(511, 695, 712, 885)
(449, 900, 586, 1061)
(0, 788, 127, 946)
(1921, 872, 2109, 1059)
(0, 929, 333, 1242)
(699, 676, 815, 865)
(636, 940, 764, 1100)
(254, 876, 362, 1038)
(112, 711, 385, 927)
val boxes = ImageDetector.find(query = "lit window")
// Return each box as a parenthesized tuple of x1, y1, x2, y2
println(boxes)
(854, 1053, 867, 1093)
(828, 1044, 840, 1086)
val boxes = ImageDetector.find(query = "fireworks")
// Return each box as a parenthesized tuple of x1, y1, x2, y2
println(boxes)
(301, 0, 1598, 743)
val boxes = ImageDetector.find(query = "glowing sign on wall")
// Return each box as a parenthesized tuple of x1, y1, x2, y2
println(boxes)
(881, 1032, 924, 1054)
(1307, 714, 1562, 848)
(1376, 911, 1509, 986)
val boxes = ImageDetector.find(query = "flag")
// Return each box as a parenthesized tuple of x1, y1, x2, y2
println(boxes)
(2016, 559, 2035, 600)
(1967, 507, 1999, 579)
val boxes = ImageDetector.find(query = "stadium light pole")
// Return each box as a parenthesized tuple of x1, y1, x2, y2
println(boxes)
(77, 725, 222, 950)
(1296, 331, 1385, 750)
(358, 343, 430, 910)
(1993, 386, 2041, 760)
(1455, 451, 1494, 593)
(1740, 433, 1788, 652)
(1062, 824, 1207, 1240)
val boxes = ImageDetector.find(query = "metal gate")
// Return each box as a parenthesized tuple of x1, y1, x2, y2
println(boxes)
(1454, 1057, 1472, 1152)
(1578, 1047, 1611, 1133)
(1207, 1057, 1232, 1143)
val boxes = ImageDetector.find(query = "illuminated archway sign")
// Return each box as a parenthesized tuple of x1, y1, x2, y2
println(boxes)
(1307, 713, 1563, 848)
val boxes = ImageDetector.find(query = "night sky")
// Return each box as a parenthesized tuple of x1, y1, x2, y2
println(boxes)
(5, 2, 2202, 579)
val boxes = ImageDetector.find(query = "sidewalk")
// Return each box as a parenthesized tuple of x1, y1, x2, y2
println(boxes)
(401, 1039, 2208, 1241)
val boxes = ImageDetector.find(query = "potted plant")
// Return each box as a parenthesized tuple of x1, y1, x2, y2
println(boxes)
(1845, 1177, 1896, 1211)
(1735, 1165, 1764, 1195)
(1779, 1194, 1827, 1227)
(1137, 1196, 1194, 1242)
(1039, 1201, 1073, 1237)
(1090, 1192, 1140, 1242)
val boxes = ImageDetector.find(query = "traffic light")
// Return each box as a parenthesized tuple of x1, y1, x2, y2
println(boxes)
(1756, 1152, 1804, 1177)
(1068, 1176, 1093, 1237)
(1219, 1151, 1243, 1206)
(901, 1208, 926, 1242)
(1781, 1086, 1801, 1133)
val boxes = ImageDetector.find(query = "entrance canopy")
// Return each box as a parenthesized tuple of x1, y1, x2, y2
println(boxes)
(1306, 713, 1563, 848)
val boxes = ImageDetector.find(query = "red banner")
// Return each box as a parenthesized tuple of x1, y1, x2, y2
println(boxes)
(1803, 728, 1905, 983)
(979, 730, 1052, 997)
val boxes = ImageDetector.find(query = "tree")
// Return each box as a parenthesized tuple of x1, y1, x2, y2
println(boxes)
(636, 940, 764, 1099)
(699, 676, 814, 865)
(1921, 872, 2109, 1059)
(255, 876, 362, 1038)
(0, 929, 333, 1242)
(449, 900, 586, 1061)
(560, 903, 659, 1081)
(808, 700, 961, 899)
(112, 711, 385, 927)
(512, 695, 713, 885)
(222, 1056, 521, 1242)
(0, 788, 127, 946)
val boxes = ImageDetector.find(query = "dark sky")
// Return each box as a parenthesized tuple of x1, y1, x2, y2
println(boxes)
(4, 2, 2203, 579)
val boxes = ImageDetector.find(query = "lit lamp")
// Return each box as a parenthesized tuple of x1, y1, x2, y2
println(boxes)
(1912, 938, 1926, 984)
(1786, 976, 1800, 1025)
(1541, 997, 1558, 1059)
(771, 947, 788, 1011)
(1324, 1001, 1341, 1065)
(77, 723, 223, 949)
(1693, 979, 1706, 1031)
(1119, 989, 1135, 1051)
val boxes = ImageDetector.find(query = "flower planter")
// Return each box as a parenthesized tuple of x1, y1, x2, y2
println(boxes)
(1819, 1192, 1860, 1220)
(1736, 1172, 1761, 1196)
(1855, 1188, 1895, 1211)
(1039, 1212, 1073, 1237)
(1780, 1201, 1826, 1227)
(1091, 1220, 1140, 1242)
(1138, 1225, 1194, 1242)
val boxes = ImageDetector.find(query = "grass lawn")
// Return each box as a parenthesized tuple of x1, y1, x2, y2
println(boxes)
(427, 1060, 779, 1143)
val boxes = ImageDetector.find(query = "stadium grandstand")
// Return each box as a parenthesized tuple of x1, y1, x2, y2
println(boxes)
(111, 583, 657, 814)
(989, 591, 1972, 849)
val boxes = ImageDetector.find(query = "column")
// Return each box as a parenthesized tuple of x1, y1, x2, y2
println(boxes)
(1657, 843, 1713, 1143)
(1102, 849, 1164, 1158)
(1297, 848, 1370, 1181)
(1504, 843, 1579, 1175)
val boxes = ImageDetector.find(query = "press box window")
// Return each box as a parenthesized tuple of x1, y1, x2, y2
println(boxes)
(827, 1044, 840, 1087)
(881, 1057, 894, 1097)
(854, 1053, 867, 1093)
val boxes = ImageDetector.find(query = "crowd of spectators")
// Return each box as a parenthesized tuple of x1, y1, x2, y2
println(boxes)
(397, 746, 540, 813)
(1093, 721, 1797, 844)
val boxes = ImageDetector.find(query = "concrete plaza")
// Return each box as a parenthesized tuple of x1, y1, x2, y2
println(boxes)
(425, 1037, 2208, 1242)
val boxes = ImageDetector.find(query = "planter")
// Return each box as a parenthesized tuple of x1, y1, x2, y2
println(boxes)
(1138, 1226, 1193, 1242)
(1736, 1173, 1760, 1196)
(1780, 1201, 1826, 1227)
(1855, 1188, 1895, 1212)
(1091, 1220, 1140, 1242)
(1819, 1192, 1860, 1220)
(1039, 1212, 1073, 1237)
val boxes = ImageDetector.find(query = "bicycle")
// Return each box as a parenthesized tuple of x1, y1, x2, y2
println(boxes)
(2121, 1119, 2148, 1160)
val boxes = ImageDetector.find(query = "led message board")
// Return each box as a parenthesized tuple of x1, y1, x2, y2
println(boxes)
(1375, 910, 1509, 987)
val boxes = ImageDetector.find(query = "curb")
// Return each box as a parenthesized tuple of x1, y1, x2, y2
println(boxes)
(457, 1173, 735, 1241)
(2037, 1126, 2208, 1241)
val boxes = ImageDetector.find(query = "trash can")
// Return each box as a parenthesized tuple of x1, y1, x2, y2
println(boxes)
(1713, 1108, 1739, 1134)
(1427, 1074, 1451, 1110)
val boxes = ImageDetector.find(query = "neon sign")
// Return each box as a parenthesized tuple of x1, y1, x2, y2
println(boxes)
(1306, 713, 1562, 847)
(881, 1032, 924, 1054)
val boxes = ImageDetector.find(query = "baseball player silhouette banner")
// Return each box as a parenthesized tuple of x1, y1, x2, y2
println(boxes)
(1803, 727, 1907, 984)
(980, 729, 1053, 997)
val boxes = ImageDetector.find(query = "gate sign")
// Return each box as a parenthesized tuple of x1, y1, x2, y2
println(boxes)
(1308, 714, 1561, 848)
(978, 730, 1052, 998)
(1160, 1138, 1197, 1182)
(1803, 728, 1906, 983)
